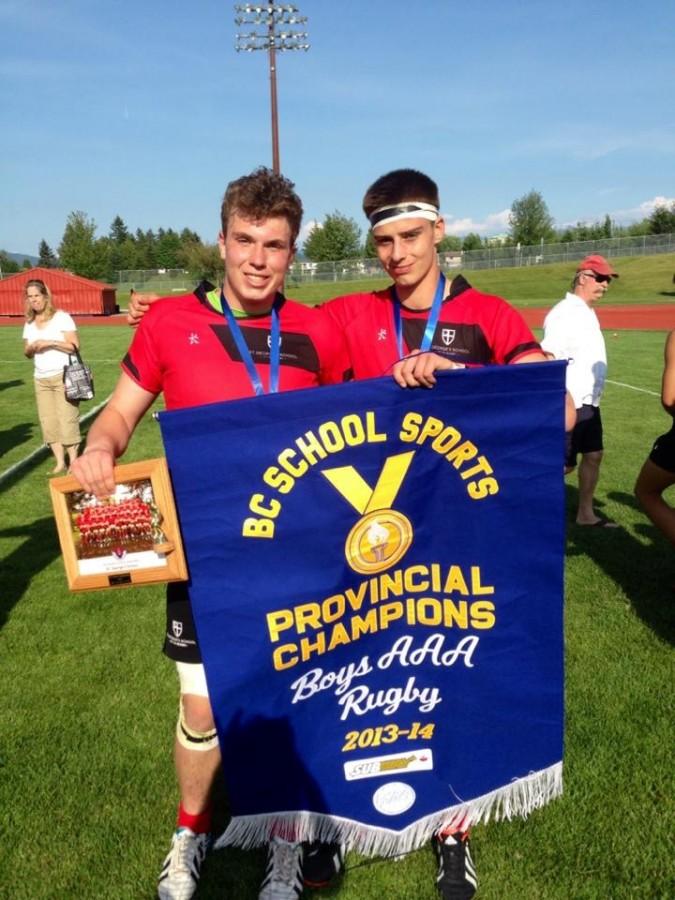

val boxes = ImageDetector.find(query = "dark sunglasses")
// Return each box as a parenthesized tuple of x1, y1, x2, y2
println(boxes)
(582, 271, 611, 284)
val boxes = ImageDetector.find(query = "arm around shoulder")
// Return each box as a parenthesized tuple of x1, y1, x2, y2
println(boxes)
(126, 290, 161, 327)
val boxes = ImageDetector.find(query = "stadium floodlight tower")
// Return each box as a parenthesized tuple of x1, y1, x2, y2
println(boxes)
(234, 3, 309, 174)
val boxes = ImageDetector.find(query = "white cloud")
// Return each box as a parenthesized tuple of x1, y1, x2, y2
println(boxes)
(565, 195, 675, 228)
(442, 208, 511, 237)
(609, 195, 675, 225)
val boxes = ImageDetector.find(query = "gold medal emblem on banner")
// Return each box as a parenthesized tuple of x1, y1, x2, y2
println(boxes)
(322, 451, 415, 575)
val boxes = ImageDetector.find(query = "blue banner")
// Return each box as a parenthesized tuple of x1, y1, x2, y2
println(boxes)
(159, 363, 566, 854)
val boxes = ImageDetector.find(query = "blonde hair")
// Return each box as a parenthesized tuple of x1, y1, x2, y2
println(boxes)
(24, 279, 55, 322)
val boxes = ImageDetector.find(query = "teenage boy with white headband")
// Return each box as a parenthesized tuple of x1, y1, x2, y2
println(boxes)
(325, 168, 549, 387)
(326, 169, 560, 900)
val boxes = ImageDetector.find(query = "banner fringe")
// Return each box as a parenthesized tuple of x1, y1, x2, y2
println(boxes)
(214, 761, 562, 856)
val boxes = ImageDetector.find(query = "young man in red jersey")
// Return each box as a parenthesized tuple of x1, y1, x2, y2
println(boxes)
(327, 170, 563, 900)
(126, 168, 572, 900)
(71, 168, 348, 900)
(130, 169, 548, 385)
(325, 169, 550, 387)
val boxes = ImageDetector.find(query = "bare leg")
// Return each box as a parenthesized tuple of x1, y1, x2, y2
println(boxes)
(635, 459, 675, 546)
(65, 443, 80, 467)
(576, 450, 604, 524)
(175, 693, 221, 814)
(50, 442, 66, 473)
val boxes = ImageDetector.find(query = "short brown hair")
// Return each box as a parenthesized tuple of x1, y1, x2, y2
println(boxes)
(24, 279, 55, 323)
(363, 169, 440, 221)
(220, 167, 303, 246)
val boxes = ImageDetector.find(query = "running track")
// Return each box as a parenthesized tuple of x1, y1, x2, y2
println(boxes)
(519, 304, 674, 331)
(2, 305, 673, 329)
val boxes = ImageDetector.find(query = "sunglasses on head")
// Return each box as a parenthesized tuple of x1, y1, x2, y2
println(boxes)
(582, 271, 611, 284)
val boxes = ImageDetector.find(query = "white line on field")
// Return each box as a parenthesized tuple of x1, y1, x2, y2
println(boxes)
(606, 379, 659, 397)
(0, 359, 122, 367)
(0, 394, 111, 485)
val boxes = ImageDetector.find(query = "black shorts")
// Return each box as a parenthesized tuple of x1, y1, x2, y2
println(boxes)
(163, 581, 202, 664)
(566, 404, 603, 468)
(649, 423, 675, 473)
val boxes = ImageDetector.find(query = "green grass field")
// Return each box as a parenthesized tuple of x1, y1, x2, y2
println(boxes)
(0, 305, 673, 898)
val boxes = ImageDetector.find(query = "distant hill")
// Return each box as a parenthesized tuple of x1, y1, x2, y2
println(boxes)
(4, 251, 39, 265)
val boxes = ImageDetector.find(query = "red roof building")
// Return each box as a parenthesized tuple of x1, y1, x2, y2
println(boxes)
(0, 268, 117, 316)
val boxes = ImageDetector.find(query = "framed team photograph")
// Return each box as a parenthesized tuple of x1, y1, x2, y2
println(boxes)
(49, 457, 188, 592)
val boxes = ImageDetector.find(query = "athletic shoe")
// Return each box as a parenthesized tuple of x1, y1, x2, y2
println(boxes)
(258, 837, 304, 899)
(433, 831, 477, 900)
(302, 840, 345, 888)
(157, 827, 210, 900)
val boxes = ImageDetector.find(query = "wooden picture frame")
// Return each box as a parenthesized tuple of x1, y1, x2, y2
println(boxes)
(49, 457, 188, 592)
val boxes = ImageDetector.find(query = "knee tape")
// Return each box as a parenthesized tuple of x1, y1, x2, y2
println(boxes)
(176, 701, 219, 752)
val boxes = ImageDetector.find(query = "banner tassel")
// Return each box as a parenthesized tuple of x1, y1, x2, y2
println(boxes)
(214, 761, 562, 857)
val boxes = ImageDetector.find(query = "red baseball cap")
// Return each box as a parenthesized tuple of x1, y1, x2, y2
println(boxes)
(576, 254, 619, 278)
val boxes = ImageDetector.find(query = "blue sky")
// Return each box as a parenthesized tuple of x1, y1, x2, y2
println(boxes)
(2, 0, 674, 256)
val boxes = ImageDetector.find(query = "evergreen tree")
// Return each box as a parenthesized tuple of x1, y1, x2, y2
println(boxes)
(157, 228, 182, 268)
(109, 215, 130, 244)
(180, 228, 202, 245)
(38, 239, 58, 267)
(109, 238, 139, 280)
(134, 229, 158, 268)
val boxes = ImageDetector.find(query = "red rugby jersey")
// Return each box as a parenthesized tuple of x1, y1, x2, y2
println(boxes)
(122, 286, 350, 410)
(324, 275, 541, 380)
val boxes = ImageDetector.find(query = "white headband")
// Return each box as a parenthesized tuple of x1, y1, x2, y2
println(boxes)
(369, 201, 439, 229)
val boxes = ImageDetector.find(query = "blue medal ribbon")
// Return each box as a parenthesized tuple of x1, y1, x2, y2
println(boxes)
(391, 273, 446, 360)
(219, 290, 281, 395)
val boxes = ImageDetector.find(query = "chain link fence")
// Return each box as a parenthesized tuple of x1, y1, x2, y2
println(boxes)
(115, 268, 192, 294)
(114, 232, 675, 288)
(458, 232, 675, 271)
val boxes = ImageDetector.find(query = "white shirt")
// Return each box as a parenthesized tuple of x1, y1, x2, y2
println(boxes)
(541, 292, 606, 408)
(23, 310, 78, 379)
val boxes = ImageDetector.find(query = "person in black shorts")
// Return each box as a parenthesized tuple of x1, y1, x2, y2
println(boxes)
(71, 168, 349, 900)
(565, 403, 603, 468)
(542, 255, 619, 526)
(635, 330, 675, 546)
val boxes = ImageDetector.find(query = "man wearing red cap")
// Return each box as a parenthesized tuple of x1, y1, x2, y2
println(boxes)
(542, 254, 619, 526)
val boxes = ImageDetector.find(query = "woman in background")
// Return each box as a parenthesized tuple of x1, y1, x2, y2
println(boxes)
(22, 278, 81, 473)
(634, 330, 675, 547)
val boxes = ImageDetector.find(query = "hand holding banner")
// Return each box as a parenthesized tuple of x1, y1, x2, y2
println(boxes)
(159, 363, 566, 855)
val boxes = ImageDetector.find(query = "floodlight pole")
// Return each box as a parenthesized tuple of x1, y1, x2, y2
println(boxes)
(268, 14, 280, 173)
(234, 3, 310, 175)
